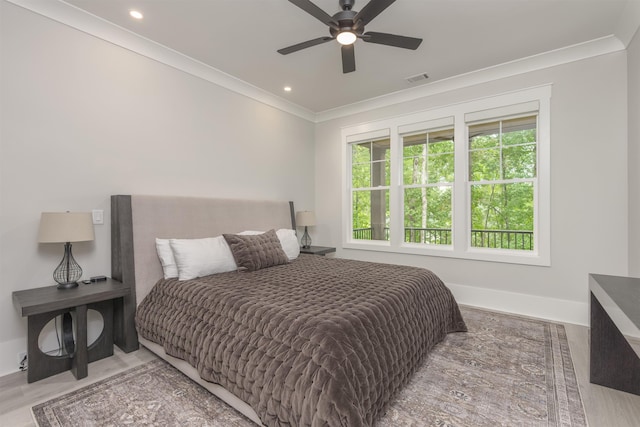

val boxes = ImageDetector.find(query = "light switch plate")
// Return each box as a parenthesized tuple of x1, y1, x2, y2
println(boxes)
(92, 209, 104, 225)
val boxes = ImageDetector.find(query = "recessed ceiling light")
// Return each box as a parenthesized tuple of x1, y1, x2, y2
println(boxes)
(284, 86, 292, 92)
(129, 10, 143, 20)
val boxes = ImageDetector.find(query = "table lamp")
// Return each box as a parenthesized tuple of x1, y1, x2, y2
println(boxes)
(296, 211, 316, 249)
(38, 212, 95, 289)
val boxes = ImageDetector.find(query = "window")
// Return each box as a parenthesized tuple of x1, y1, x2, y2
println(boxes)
(468, 116, 537, 251)
(343, 86, 550, 265)
(351, 137, 390, 241)
(402, 127, 454, 245)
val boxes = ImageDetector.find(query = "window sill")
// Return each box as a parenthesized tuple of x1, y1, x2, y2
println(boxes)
(343, 241, 550, 266)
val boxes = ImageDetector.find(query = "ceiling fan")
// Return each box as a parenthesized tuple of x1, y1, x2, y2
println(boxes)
(277, 0, 422, 73)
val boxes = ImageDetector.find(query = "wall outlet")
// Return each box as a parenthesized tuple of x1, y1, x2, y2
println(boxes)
(17, 351, 27, 370)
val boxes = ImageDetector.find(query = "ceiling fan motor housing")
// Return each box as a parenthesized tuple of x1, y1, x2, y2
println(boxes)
(329, 9, 363, 38)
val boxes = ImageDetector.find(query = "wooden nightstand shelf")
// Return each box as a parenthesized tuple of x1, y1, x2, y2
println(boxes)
(12, 278, 130, 383)
(299, 246, 336, 256)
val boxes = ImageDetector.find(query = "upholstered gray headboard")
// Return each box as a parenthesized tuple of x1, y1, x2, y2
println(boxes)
(110, 195, 295, 352)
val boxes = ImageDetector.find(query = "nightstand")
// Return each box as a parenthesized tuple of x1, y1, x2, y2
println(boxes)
(300, 245, 336, 256)
(12, 278, 129, 383)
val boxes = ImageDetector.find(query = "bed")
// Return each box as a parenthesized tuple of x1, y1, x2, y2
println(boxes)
(111, 194, 466, 426)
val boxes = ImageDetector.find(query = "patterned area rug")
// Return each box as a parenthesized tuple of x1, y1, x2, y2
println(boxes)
(32, 307, 587, 426)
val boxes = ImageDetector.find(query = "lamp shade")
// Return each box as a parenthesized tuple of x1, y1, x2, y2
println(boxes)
(38, 212, 95, 243)
(296, 211, 316, 227)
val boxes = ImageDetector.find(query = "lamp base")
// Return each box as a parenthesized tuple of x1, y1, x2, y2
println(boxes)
(53, 242, 83, 289)
(57, 281, 79, 290)
(301, 226, 312, 249)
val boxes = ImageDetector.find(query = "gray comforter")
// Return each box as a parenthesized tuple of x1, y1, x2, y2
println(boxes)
(136, 254, 466, 426)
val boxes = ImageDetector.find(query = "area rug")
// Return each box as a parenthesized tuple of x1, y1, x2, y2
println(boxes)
(32, 307, 587, 426)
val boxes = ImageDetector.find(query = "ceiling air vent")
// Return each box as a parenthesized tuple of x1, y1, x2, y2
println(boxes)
(405, 73, 429, 84)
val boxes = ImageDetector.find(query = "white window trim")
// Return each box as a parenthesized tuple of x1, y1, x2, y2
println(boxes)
(342, 85, 551, 266)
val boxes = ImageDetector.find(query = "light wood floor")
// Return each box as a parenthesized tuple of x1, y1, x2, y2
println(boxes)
(1, 322, 639, 427)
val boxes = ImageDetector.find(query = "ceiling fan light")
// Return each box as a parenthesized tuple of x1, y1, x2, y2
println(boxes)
(337, 31, 357, 45)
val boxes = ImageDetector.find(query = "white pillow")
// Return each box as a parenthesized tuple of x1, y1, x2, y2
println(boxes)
(239, 228, 300, 260)
(276, 228, 300, 260)
(169, 236, 237, 280)
(155, 238, 178, 279)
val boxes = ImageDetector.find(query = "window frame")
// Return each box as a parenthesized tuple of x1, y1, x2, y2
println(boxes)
(342, 85, 551, 266)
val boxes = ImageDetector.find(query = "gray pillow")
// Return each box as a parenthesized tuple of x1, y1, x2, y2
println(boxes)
(223, 229, 289, 272)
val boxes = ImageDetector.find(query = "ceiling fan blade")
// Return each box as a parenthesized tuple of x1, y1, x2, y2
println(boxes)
(277, 37, 333, 55)
(341, 44, 356, 73)
(288, 0, 339, 30)
(362, 31, 422, 50)
(353, 0, 396, 27)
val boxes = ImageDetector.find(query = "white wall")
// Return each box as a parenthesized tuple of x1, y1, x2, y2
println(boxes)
(629, 29, 640, 277)
(0, 2, 315, 376)
(315, 52, 629, 325)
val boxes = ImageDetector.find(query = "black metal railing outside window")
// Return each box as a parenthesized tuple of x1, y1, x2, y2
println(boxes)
(352, 227, 533, 250)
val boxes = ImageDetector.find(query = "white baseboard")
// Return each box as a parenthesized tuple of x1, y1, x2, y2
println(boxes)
(446, 282, 589, 327)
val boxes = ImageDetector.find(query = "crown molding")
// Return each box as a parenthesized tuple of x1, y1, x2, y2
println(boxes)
(315, 35, 626, 122)
(615, 0, 640, 48)
(6, 0, 316, 122)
